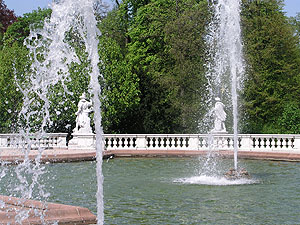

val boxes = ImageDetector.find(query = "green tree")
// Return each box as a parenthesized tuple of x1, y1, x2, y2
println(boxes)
(97, 36, 139, 133)
(241, 0, 300, 133)
(126, 0, 180, 133)
(3, 8, 51, 47)
(164, 0, 210, 132)
(126, 0, 210, 133)
(277, 102, 300, 134)
(0, 43, 29, 132)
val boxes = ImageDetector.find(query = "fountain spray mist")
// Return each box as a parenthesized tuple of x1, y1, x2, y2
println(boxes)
(206, 0, 245, 170)
(14, 0, 104, 223)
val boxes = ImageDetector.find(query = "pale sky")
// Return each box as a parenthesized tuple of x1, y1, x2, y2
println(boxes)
(5, 0, 113, 16)
(4, 0, 300, 17)
(6, 0, 52, 16)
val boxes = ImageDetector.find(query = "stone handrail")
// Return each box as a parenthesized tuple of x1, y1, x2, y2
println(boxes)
(1, 133, 300, 152)
(103, 134, 300, 152)
(0, 133, 68, 149)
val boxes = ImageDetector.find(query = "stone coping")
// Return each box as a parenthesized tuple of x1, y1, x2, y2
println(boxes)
(104, 150, 300, 161)
(0, 195, 96, 224)
(1, 149, 300, 163)
(0, 149, 96, 164)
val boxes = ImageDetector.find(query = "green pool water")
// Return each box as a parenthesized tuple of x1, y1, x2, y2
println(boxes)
(1, 158, 300, 224)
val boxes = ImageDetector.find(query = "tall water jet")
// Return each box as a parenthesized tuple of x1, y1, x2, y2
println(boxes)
(10, 0, 104, 223)
(206, 0, 245, 170)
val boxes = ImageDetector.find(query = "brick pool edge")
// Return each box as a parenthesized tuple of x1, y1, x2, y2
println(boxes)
(0, 195, 96, 224)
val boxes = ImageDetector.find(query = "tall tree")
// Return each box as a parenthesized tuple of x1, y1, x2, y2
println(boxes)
(241, 0, 300, 133)
(0, 42, 28, 132)
(127, 0, 179, 133)
(126, 0, 210, 133)
(164, 0, 210, 132)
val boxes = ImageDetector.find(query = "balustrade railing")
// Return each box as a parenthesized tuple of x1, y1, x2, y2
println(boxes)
(0, 133, 68, 149)
(103, 134, 300, 152)
(1, 133, 300, 152)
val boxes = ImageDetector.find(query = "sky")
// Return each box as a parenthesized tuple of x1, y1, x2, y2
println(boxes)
(4, 0, 300, 17)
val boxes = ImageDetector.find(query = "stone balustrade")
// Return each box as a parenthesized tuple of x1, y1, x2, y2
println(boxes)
(103, 134, 300, 152)
(1, 133, 300, 152)
(0, 133, 68, 149)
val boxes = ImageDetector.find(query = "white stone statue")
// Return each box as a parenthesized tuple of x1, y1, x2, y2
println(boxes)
(211, 97, 227, 133)
(73, 93, 93, 134)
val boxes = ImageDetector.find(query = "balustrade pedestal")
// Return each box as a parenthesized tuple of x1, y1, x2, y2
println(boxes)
(68, 133, 95, 150)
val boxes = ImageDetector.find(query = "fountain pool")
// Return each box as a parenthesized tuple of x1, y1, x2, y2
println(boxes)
(1, 158, 299, 224)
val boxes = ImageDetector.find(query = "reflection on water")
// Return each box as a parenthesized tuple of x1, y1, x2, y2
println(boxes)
(1, 158, 300, 224)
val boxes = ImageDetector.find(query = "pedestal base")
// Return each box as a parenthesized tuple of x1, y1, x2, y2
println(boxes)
(68, 133, 95, 150)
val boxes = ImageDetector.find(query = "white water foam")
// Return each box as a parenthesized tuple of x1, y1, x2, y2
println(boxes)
(174, 175, 258, 186)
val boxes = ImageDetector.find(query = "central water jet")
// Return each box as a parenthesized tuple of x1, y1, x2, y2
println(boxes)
(206, 0, 245, 171)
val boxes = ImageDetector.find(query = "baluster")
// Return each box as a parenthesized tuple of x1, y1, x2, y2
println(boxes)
(133, 137, 137, 148)
(204, 137, 209, 149)
(285, 138, 289, 149)
(104, 138, 108, 149)
(185, 137, 189, 148)
(127, 138, 131, 148)
(169, 138, 173, 148)
(7, 138, 10, 147)
(110, 138, 114, 149)
(148, 138, 153, 148)
(116, 138, 120, 148)
(162, 137, 167, 148)
(199, 137, 203, 148)
(269, 138, 272, 149)
(280, 138, 283, 148)
(274, 138, 278, 148)
(252, 138, 256, 148)
(291, 138, 295, 148)
(154, 137, 158, 148)
(258, 138, 262, 148)
(120, 138, 124, 148)
(174, 137, 178, 148)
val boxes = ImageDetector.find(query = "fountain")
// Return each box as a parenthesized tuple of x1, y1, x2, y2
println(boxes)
(204, 0, 246, 177)
(0, 0, 104, 224)
(2, 0, 295, 223)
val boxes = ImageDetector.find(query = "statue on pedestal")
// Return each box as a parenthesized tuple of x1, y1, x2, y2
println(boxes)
(73, 93, 93, 134)
(211, 97, 227, 133)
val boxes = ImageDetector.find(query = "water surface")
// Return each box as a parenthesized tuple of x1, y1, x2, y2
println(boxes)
(1, 158, 299, 224)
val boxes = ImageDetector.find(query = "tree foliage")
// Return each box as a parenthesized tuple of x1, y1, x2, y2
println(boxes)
(124, 0, 210, 133)
(0, 42, 28, 132)
(1, 0, 300, 134)
(0, 0, 17, 33)
(241, 0, 300, 133)
(3, 8, 51, 47)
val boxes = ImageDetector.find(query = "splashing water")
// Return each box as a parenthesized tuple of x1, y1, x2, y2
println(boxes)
(8, 0, 105, 224)
(174, 175, 257, 186)
(205, 0, 245, 171)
